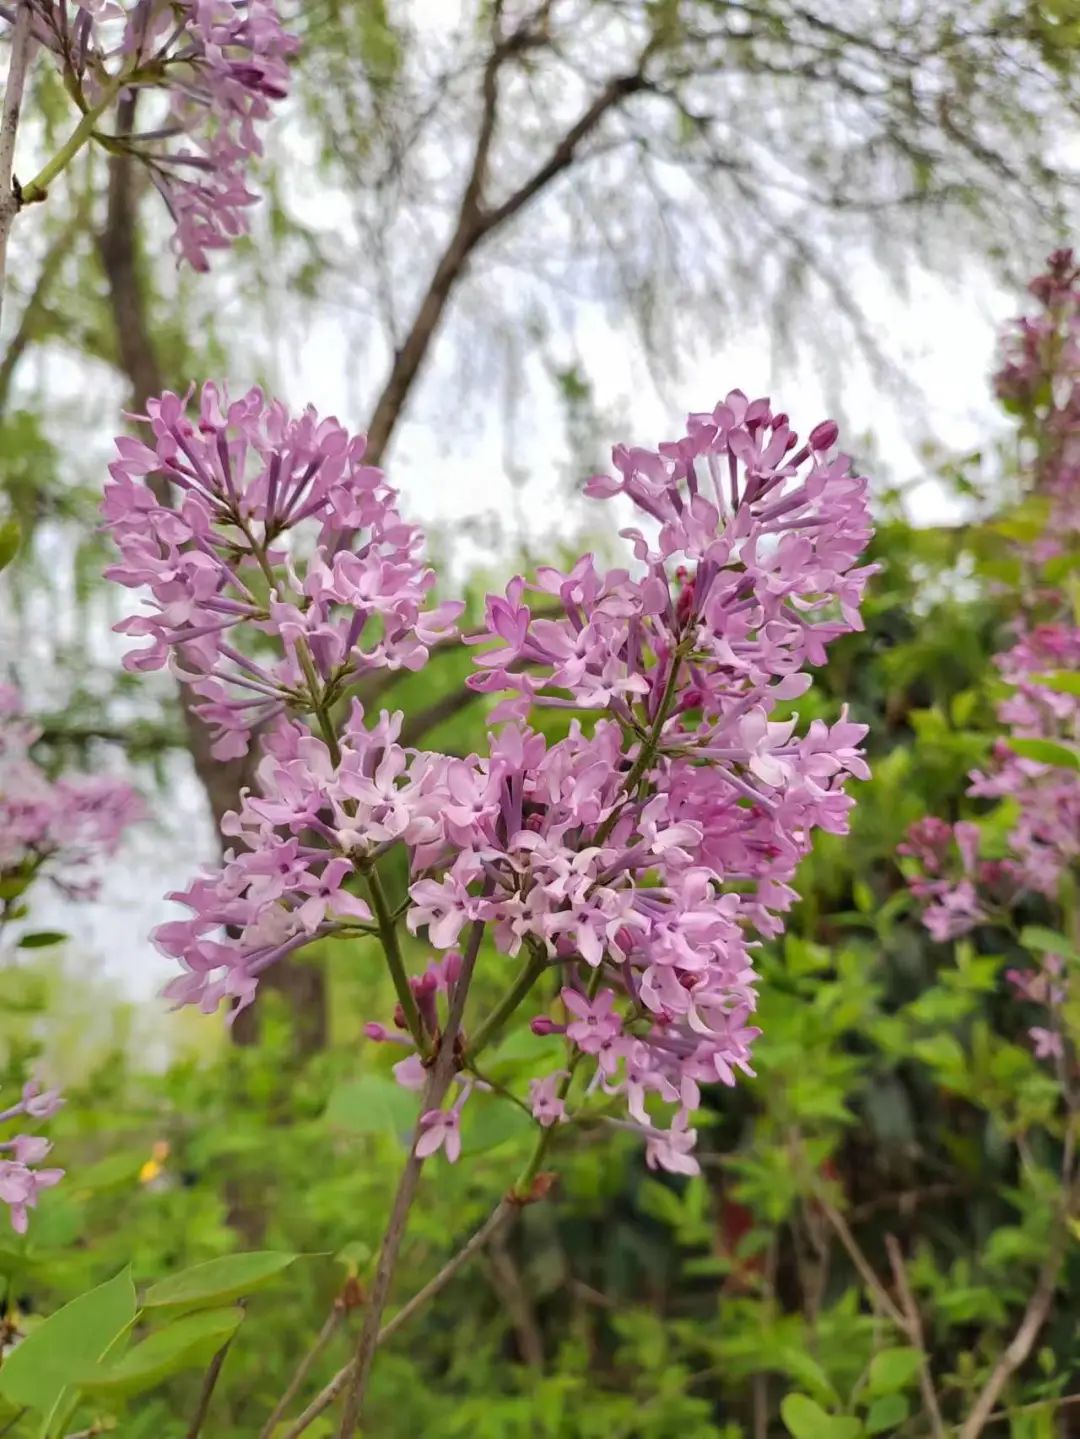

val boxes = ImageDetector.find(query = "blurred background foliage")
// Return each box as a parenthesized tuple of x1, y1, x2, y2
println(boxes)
(3, 0, 1080, 1435)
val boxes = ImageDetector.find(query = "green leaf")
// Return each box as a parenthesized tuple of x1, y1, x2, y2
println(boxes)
(0, 1267, 137, 1414)
(80, 1307, 244, 1397)
(484, 1027, 564, 1078)
(776, 1347, 839, 1406)
(865, 1393, 910, 1433)
(0, 519, 21, 572)
(1006, 737, 1080, 773)
(867, 1347, 923, 1394)
(143, 1252, 297, 1313)
(637, 1178, 687, 1228)
(1020, 926, 1079, 961)
(459, 1098, 534, 1158)
(324, 1075, 419, 1137)
(781, 1393, 862, 1439)
(16, 932, 68, 950)
(1033, 670, 1080, 696)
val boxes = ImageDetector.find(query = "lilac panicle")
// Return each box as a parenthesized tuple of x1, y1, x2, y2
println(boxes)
(0, 1083, 64, 1234)
(0, 684, 144, 900)
(2, 2, 297, 268)
(103, 383, 462, 761)
(902, 251, 1080, 1064)
(106, 389, 876, 1174)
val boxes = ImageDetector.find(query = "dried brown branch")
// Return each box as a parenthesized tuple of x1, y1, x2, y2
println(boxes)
(335, 909, 491, 1436)
(958, 1115, 1078, 1439)
(363, 18, 651, 465)
(813, 1188, 906, 1330)
(0, 0, 34, 327)
(486, 1229, 544, 1368)
(885, 1234, 946, 1439)
(185, 1338, 234, 1439)
(259, 1302, 346, 1439)
(277, 1200, 514, 1439)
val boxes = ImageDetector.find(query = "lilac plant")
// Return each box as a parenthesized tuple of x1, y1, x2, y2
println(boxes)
(102, 382, 875, 1186)
(98, 379, 876, 1428)
(0, 684, 140, 1231)
(0, 681, 144, 907)
(902, 250, 1080, 1065)
(0, 0, 295, 281)
(0, 1081, 63, 1234)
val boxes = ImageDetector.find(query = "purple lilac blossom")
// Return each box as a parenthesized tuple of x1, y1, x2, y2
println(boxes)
(902, 251, 1080, 1063)
(0, 684, 144, 898)
(2, 2, 296, 267)
(0, 1083, 64, 1234)
(106, 388, 876, 1174)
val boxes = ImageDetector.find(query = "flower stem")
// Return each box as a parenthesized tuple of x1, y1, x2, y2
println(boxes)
(594, 638, 689, 847)
(335, 914, 487, 1437)
(510, 1045, 587, 1200)
(467, 946, 547, 1058)
(19, 75, 126, 205)
(366, 865, 426, 1055)
(276, 1201, 514, 1439)
(0, 0, 35, 326)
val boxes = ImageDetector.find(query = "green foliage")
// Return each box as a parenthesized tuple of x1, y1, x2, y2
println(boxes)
(142, 1252, 300, 1313)
(4, 478, 1078, 1436)
(0, 1267, 136, 1428)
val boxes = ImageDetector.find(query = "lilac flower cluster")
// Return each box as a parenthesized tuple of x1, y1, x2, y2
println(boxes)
(0, 689, 111, 1231)
(996, 247, 1080, 534)
(0, 1081, 64, 1234)
(0, 683, 144, 900)
(4, 1, 296, 268)
(106, 387, 876, 1174)
(902, 252, 1080, 1064)
(968, 625, 1080, 897)
(103, 383, 462, 761)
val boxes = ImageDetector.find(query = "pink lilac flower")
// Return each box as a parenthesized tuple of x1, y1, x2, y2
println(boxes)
(2, 2, 298, 268)
(562, 988, 621, 1053)
(967, 626, 1080, 897)
(0, 1081, 65, 1233)
(903, 251, 1080, 1067)
(0, 684, 144, 901)
(415, 1085, 471, 1163)
(103, 385, 462, 761)
(1030, 1027, 1065, 1062)
(529, 1074, 567, 1127)
(115, 391, 874, 1174)
(995, 247, 1080, 534)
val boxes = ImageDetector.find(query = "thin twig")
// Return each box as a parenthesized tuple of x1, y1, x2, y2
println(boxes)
(979, 1391, 1080, 1427)
(0, 0, 35, 325)
(279, 1201, 513, 1439)
(335, 911, 490, 1436)
(885, 1234, 947, 1439)
(814, 1190, 907, 1329)
(958, 1118, 1078, 1439)
(186, 1338, 234, 1439)
(486, 1227, 544, 1367)
(258, 1304, 345, 1439)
